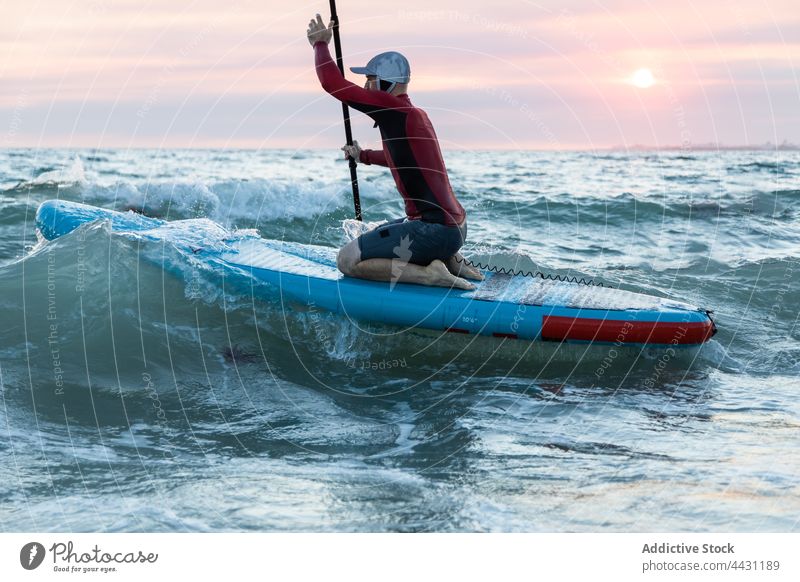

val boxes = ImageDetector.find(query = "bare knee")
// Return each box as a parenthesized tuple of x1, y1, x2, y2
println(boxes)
(337, 240, 361, 275)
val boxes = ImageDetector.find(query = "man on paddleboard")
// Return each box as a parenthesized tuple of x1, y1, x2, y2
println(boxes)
(307, 14, 482, 290)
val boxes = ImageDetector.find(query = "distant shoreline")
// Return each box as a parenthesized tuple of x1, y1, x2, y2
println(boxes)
(608, 143, 800, 152)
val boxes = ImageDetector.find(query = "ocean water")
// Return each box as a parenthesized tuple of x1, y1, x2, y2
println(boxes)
(0, 148, 797, 532)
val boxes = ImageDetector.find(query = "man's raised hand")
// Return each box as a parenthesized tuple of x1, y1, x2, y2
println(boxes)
(307, 14, 333, 46)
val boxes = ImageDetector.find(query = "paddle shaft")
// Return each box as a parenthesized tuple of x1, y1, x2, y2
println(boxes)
(329, 0, 362, 221)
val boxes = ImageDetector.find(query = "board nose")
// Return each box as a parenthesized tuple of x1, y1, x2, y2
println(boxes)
(35, 199, 67, 240)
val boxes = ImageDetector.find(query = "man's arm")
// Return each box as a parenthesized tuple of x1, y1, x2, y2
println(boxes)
(308, 14, 393, 164)
(359, 149, 388, 166)
(341, 140, 389, 167)
(314, 42, 399, 116)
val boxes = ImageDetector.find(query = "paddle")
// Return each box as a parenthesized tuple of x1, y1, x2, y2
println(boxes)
(329, 0, 362, 221)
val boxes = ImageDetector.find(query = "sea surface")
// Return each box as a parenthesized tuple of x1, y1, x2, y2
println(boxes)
(0, 148, 797, 532)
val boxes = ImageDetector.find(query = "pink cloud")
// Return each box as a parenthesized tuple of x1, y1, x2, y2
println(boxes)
(2, 0, 797, 148)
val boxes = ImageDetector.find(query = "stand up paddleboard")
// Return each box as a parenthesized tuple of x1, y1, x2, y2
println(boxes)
(35, 200, 716, 346)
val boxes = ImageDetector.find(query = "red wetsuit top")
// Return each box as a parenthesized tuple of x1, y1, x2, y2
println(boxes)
(314, 42, 465, 226)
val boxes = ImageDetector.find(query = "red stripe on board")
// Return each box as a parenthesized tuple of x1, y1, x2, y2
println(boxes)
(541, 316, 715, 345)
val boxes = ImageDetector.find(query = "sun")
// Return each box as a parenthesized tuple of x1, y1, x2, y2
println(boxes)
(630, 68, 656, 89)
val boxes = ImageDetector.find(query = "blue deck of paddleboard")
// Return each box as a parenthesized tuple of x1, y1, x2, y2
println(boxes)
(35, 200, 713, 344)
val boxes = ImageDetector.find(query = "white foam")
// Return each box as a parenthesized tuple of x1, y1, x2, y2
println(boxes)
(30, 155, 86, 186)
(86, 177, 351, 224)
(341, 218, 384, 241)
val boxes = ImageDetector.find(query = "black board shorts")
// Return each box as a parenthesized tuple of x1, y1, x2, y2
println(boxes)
(357, 217, 467, 265)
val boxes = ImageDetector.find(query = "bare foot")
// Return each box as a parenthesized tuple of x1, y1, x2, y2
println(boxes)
(450, 276, 476, 291)
(428, 260, 475, 290)
(446, 253, 485, 281)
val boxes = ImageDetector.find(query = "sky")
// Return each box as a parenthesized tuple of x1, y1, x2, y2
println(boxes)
(1, 0, 798, 150)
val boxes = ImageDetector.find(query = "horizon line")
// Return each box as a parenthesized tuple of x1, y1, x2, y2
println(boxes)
(2, 144, 799, 153)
